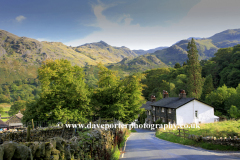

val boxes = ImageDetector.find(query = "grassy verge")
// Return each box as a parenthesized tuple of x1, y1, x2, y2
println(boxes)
(130, 128, 137, 132)
(156, 131, 238, 151)
(156, 120, 240, 151)
(0, 103, 11, 122)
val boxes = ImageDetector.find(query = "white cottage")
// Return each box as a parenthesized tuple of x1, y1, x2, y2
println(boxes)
(150, 90, 216, 125)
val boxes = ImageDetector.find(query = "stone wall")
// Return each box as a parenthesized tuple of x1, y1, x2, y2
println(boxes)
(0, 128, 117, 160)
(0, 127, 77, 143)
(188, 134, 240, 149)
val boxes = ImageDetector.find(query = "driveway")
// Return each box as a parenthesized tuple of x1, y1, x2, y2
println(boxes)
(122, 129, 240, 160)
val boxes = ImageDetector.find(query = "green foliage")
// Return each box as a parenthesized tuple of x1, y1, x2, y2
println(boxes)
(138, 111, 147, 124)
(205, 84, 236, 115)
(155, 119, 162, 124)
(0, 94, 10, 103)
(201, 74, 214, 100)
(111, 145, 120, 160)
(174, 63, 181, 69)
(228, 105, 240, 119)
(23, 59, 91, 123)
(186, 38, 204, 99)
(92, 64, 145, 123)
(9, 100, 26, 116)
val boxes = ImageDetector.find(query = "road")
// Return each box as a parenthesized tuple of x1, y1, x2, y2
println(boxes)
(122, 129, 240, 160)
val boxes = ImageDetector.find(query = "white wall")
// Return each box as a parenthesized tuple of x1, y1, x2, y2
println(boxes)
(176, 100, 214, 125)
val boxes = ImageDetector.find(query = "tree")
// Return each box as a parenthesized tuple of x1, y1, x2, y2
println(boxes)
(186, 38, 204, 99)
(183, 62, 187, 66)
(174, 63, 181, 69)
(228, 105, 240, 119)
(9, 100, 26, 116)
(201, 74, 214, 101)
(92, 65, 145, 123)
(205, 84, 236, 115)
(23, 59, 91, 123)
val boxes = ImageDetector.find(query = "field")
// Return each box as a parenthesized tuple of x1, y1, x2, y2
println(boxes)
(156, 120, 240, 151)
(0, 103, 11, 122)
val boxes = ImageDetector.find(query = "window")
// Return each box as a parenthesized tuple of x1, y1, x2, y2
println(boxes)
(149, 111, 151, 115)
(168, 119, 171, 124)
(153, 106, 155, 111)
(161, 117, 165, 122)
(161, 108, 164, 112)
(168, 108, 171, 113)
(195, 110, 198, 118)
(153, 116, 155, 122)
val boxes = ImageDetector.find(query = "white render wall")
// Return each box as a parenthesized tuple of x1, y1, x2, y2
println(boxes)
(176, 100, 214, 125)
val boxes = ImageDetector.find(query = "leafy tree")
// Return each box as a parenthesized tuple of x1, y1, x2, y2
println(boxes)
(9, 100, 26, 116)
(225, 84, 240, 112)
(186, 38, 204, 99)
(0, 94, 10, 103)
(183, 62, 187, 66)
(201, 74, 214, 101)
(93, 65, 145, 123)
(23, 59, 91, 123)
(174, 63, 181, 69)
(205, 84, 236, 115)
(228, 105, 240, 119)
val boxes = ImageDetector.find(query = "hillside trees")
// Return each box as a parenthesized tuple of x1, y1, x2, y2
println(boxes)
(201, 74, 214, 101)
(23, 59, 92, 123)
(186, 38, 204, 99)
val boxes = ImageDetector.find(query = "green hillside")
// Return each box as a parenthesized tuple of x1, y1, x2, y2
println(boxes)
(0, 30, 138, 85)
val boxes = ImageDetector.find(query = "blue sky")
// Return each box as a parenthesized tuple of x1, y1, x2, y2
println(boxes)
(1, 0, 240, 50)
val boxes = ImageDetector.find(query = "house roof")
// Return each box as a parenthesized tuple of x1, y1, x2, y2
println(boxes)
(0, 120, 9, 128)
(141, 101, 154, 110)
(151, 97, 195, 109)
(15, 111, 23, 119)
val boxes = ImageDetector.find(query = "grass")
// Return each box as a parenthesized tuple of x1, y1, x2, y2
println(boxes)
(155, 120, 240, 151)
(130, 128, 137, 132)
(0, 103, 11, 122)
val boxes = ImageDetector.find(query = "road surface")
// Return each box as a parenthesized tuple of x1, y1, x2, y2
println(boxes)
(122, 129, 240, 160)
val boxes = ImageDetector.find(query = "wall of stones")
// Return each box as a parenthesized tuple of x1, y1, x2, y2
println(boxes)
(188, 134, 240, 149)
(0, 128, 117, 160)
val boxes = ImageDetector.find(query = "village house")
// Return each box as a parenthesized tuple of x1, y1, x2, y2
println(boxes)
(5, 111, 23, 129)
(141, 90, 218, 125)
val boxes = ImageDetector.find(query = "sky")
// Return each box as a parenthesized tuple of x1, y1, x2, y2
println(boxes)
(1, 0, 240, 50)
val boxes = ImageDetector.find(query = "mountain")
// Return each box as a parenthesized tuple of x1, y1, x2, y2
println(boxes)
(208, 29, 240, 48)
(0, 30, 138, 84)
(133, 46, 168, 55)
(107, 54, 168, 74)
(72, 41, 137, 64)
(153, 29, 240, 65)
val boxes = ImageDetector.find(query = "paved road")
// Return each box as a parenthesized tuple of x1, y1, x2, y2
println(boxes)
(122, 129, 240, 160)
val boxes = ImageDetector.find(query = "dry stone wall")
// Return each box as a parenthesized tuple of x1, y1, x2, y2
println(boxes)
(0, 127, 117, 160)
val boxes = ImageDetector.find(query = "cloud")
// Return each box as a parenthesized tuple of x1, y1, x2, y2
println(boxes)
(65, 0, 240, 50)
(15, 15, 26, 23)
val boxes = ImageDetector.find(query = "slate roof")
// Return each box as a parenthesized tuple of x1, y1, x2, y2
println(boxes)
(141, 101, 154, 110)
(151, 97, 195, 109)
(0, 120, 9, 128)
(15, 111, 23, 119)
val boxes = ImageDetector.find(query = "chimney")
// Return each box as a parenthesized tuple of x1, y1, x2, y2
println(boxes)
(163, 90, 169, 98)
(179, 89, 186, 98)
(151, 95, 156, 102)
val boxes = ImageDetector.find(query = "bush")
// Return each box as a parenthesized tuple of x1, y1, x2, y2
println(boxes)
(155, 119, 162, 124)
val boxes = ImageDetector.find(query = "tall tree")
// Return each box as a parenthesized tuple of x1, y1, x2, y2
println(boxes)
(201, 74, 214, 101)
(174, 63, 181, 69)
(186, 38, 204, 99)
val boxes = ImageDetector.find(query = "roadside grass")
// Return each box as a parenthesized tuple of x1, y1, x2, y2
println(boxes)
(0, 103, 11, 122)
(156, 132, 238, 151)
(156, 120, 240, 151)
(130, 128, 137, 132)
